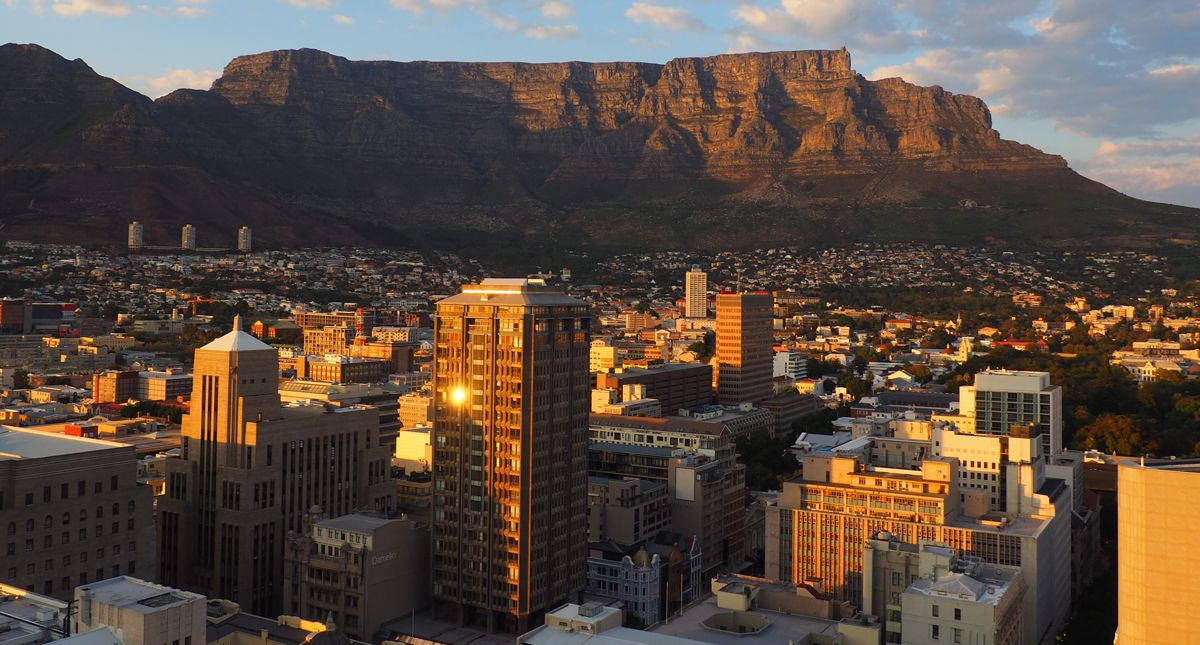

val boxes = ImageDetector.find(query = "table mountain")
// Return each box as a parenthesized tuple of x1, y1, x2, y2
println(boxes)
(0, 43, 1195, 254)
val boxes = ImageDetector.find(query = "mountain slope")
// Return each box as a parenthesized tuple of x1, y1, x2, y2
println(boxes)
(0, 43, 1195, 253)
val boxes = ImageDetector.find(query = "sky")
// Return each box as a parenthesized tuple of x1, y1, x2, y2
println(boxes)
(3, 0, 1200, 207)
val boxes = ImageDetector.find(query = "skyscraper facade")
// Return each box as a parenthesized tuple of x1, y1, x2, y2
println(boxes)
(684, 266, 707, 318)
(127, 221, 143, 250)
(237, 226, 252, 252)
(431, 279, 590, 633)
(157, 317, 394, 616)
(714, 292, 773, 406)
(181, 224, 196, 250)
(1117, 461, 1200, 644)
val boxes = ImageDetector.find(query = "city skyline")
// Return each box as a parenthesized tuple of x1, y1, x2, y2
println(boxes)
(4, 0, 1199, 207)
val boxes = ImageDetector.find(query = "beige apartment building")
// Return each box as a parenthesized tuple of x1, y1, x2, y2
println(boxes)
(586, 476, 671, 545)
(1117, 460, 1200, 644)
(0, 427, 156, 601)
(157, 317, 395, 617)
(714, 292, 773, 406)
(431, 279, 591, 633)
(283, 513, 429, 641)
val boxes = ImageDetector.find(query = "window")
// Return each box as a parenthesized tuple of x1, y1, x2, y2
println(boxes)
(96, 506, 103, 519)
(78, 481, 85, 496)
(61, 483, 69, 499)
(6, 523, 13, 536)
(43, 516, 52, 529)
(932, 624, 940, 640)
(94, 482, 101, 494)
(110, 476, 118, 491)
(62, 512, 70, 525)
(112, 503, 120, 516)
(932, 605, 940, 617)
(953, 628, 962, 643)
(954, 608, 961, 620)
(43, 486, 50, 502)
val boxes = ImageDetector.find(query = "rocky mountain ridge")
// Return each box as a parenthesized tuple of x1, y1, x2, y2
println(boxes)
(0, 43, 1193, 255)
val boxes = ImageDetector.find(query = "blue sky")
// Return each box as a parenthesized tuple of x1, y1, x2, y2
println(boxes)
(4, 0, 1200, 206)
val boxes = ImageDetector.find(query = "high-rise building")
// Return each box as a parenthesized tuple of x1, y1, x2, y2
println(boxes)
(684, 266, 707, 319)
(431, 278, 591, 633)
(714, 292, 773, 406)
(1117, 461, 1200, 644)
(0, 427, 157, 600)
(957, 370, 1063, 456)
(237, 226, 252, 252)
(181, 224, 196, 250)
(128, 221, 144, 250)
(157, 316, 394, 616)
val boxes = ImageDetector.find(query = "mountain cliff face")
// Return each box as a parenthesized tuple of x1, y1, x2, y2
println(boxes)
(0, 43, 1190, 254)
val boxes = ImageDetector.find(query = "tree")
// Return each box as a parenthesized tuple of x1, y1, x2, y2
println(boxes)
(1072, 415, 1153, 456)
(12, 368, 30, 390)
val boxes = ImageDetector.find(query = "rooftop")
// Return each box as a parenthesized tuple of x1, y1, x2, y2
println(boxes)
(0, 426, 125, 460)
(316, 514, 395, 534)
(650, 595, 842, 645)
(77, 577, 203, 614)
(200, 316, 274, 353)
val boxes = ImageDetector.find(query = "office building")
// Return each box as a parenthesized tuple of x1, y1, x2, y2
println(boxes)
(589, 341, 620, 373)
(593, 363, 712, 414)
(156, 317, 394, 616)
(237, 226, 252, 252)
(181, 224, 196, 250)
(75, 577, 206, 645)
(765, 446, 1071, 645)
(283, 513, 429, 641)
(431, 278, 590, 633)
(128, 221, 143, 250)
(714, 292, 773, 406)
(1117, 460, 1200, 644)
(684, 266, 707, 319)
(0, 427, 156, 600)
(292, 354, 389, 384)
(956, 370, 1063, 456)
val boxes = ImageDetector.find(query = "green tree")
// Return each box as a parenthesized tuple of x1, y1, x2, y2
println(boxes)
(12, 368, 30, 390)
(1073, 415, 1153, 456)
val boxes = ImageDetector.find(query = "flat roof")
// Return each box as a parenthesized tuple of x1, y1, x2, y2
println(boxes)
(649, 596, 841, 645)
(0, 426, 126, 460)
(77, 576, 203, 613)
(317, 514, 394, 534)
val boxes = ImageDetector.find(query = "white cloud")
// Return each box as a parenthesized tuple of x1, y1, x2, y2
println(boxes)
(284, 0, 332, 8)
(388, 0, 422, 13)
(331, 13, 352, 24)
(146, 68, 218, 97)
(540, 0, 572, 19)
(51, 0, 131, 16)
(522, 23, 578, 39)
(625, 2, 705, 32)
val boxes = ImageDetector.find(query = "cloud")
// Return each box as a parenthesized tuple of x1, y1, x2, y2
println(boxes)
(388, 0, 422, 13)
(146, 68, 218, 97)
(625, 2, 705, 32)
(731, 0, 909, 52)
(51, 0, 131, 16)
(284, 0, 332, 8)
(331, 13, 352, 24)
(540, 0, 571, 19)
(521, 23, 578, 39)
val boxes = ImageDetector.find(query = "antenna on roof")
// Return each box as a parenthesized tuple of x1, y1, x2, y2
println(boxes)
(233, 314, 243, 332)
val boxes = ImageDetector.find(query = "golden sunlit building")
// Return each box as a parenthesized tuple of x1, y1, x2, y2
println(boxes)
(432, 279, 591, 633)
(714, 292, 773, 406)
(1117, 461, 1200, 644)
(765, 446, 1071, 645)
(157, 317, 394, 617)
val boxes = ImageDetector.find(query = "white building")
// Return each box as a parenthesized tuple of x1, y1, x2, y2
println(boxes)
(899, 545, 1024, 645)
(180, 224, 195, 250)
(958, 370, 1063, 456)
(684, 265, 707, 319)
(772, 349, 808, 380)
(237, 226, 252, 252)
